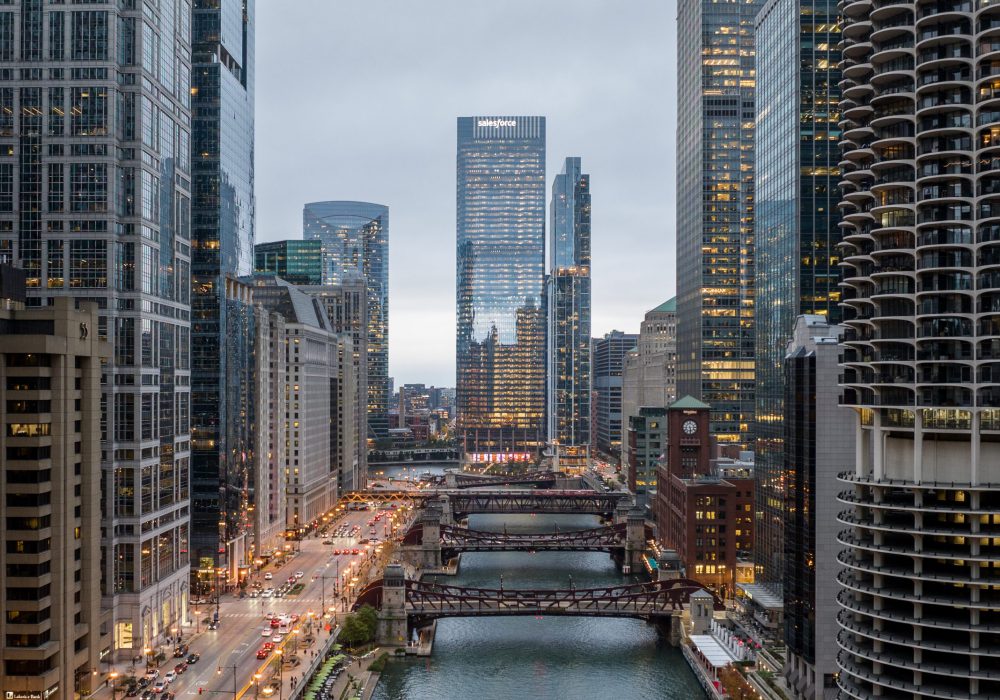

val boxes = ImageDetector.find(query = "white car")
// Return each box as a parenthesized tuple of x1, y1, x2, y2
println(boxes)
(145, 669, 159, 681)
(164, 671, 177, 683)
(261, 628, 272, 637)
(263, 572, 273, 580)
(271, 633, 283, 643)
(295, 571, 304, 579)
(152, 682, 168, 694)
(261, 588, 273, 598)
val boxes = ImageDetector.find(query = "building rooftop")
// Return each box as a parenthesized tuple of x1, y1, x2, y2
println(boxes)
(670, 395, 710, 410)
(650, 297, 676, 313)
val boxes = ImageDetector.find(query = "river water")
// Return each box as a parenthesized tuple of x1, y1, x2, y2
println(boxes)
(370, 505, 705, 700)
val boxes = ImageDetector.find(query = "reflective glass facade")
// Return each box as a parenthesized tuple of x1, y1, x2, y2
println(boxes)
(548, 157, 591, 452)
(190, 0, 256, 583)
(676, 0, 761, 447)
(0, 0, 194, 657)
(753, 0, 842, 591)
(303, 201, 388, 440)
(254, 239, 322, 285)
(456, 116, 546, 458)
(593, 331, 638, 460)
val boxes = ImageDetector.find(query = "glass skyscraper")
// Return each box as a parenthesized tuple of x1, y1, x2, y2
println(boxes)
(303, 201, 388, 440)
(548, 157, 591, 463)
(753, 0, 842, 591)
(254, 239, 322, 285)
(456, 116, 546, 461)
(675, 0, 761, 448)
(190, 0, 256, 590)
(0, 0, 194, 660)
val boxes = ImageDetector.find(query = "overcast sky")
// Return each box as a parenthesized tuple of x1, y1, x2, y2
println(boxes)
(256, 1, 677, 387)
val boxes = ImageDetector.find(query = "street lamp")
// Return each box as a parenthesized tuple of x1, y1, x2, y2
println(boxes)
(274, 649, 284, 700)
(216, 663, 238, 697)
(253, 672, 263, 700)
(109, 670, 120, 700)
(143, 647, 153, 672)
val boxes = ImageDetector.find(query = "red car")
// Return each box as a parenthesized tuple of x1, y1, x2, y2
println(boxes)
(173, 663, 187, 674)
(352, 548, 360, 555)
(256, 648, 269, 659)
(263, 642, 275, 651)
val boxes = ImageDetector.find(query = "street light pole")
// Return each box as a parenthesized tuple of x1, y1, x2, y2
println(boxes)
(216, 663, 238, 697)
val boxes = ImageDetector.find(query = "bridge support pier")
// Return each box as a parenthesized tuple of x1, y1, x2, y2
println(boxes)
(624, 508, 647, 572)
(377, 564, 409, 647)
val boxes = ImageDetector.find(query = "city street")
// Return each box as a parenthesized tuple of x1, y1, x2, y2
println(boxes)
(105, 503, 413, 700)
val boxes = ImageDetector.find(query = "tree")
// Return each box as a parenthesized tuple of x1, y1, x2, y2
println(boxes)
(356, 604, 378, 641)
(338, 615, 369, 649)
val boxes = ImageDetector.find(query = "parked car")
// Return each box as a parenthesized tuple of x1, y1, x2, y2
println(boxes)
(173, 644, 189, 658)
(145, 670, 159, 681)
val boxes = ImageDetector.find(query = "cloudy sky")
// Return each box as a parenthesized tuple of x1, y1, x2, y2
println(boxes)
(256, 1, 677, 387)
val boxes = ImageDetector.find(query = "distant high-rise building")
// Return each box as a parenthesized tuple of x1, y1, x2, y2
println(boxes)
(622, 298, 678, 466)
(456, 116, 546, 462)
(303, 201, 389, 441)
(836, 2, 1000, 698)
(190, 0, 257, 592)
(625, 406, 668, 511)
(0, 287, 108, 698)
(300, 279, 369, 492)
(2, 1, 194, 658)
(548, 157, 592, 465)
(593, 331, 638, 462)
(782, 316, 851, 699)
(675, 0, 761, 448)
(753, 0, 842, 592)
(246, 276, 352, 529)
(251, 305, 287, 559)
(254, 240, 323, 285)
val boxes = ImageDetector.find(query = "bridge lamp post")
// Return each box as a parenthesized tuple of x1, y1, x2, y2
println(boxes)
(253, 672, 263, 700)
(108, 670, 120, 700)
(273, 648, 284, 700)
(216, 663, 238, 698)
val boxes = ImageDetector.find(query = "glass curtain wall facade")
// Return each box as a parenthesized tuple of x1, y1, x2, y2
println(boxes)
(190, 0, 256, 589)
(456, 116, 546, 461)
(675, 0, 761, 448)
(593, 331, 638, 461)
(753, 0, 842, 591)
(303, 201, 388, 440)
(0, 0, 194, 657)
(254, 239, 322, 285)
(547, 157, 591, 459)
(836, 0, 1000, 697)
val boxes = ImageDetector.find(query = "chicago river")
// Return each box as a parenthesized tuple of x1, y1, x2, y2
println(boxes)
(368, 483, 706, 700)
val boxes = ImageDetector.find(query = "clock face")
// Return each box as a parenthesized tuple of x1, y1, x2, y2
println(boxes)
(682, 420, 698, 435)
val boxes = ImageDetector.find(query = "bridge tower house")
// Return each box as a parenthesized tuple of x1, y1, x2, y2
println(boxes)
(377, 563, 409, 647)
(625, 508, 647, 570)
(689, 588, 714, 635)
(657, 550, 684, 581)
(436, 495, 454, 525)
(421, 507, 443, 569)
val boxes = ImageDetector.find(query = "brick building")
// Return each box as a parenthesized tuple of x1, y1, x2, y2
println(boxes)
(655, 396, 754, 593)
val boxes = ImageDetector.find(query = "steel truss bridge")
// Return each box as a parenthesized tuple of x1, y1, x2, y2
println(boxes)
(356, 578, 723, 623)
(446, 490, 628, 518)
(402, 522, 651, 553)
(447, 470, 559, 489)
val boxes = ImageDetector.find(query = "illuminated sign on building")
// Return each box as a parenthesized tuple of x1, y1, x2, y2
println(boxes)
(477, 119, 517, 128)
(468, 452, 532, 464)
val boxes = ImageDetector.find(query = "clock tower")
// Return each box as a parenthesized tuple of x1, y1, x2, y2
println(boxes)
(664, 395, 712, 479)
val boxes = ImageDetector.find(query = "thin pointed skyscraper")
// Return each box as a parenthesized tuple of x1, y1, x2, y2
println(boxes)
(548, 157, 592, 468)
